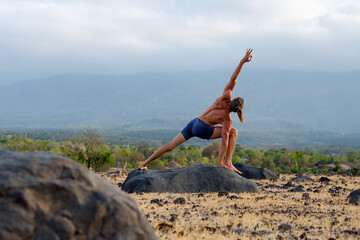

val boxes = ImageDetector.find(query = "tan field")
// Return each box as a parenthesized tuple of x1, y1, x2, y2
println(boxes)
(101, 170, 360, 240)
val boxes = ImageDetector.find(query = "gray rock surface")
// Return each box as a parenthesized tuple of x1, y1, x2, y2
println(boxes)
(347, 189, 360, 205)
(121, 163, 260, 194)
(233, 163, 278, 180)
(0, 147, 158, 240)
(289, 175, 314, 183)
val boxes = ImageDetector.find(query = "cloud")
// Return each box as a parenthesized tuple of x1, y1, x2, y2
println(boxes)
(0, 0, 359, 84)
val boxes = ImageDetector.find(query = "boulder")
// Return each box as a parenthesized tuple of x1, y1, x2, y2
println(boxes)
(121, 163, 260, 194)
(233, 163, 278, 180)
(0, 148, 158, 240)
(347, 189, 360, 205)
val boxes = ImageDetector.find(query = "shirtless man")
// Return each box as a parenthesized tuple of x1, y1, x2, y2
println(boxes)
(138, 49, 253, 174)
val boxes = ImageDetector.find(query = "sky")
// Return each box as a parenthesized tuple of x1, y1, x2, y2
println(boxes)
(1, 0, 360, 86)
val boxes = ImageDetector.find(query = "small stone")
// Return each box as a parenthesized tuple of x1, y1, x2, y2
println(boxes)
(211, 211, 218, 216)
(150, 199, 163, 206)
(276, 235, 284, 240)
(232, 228, 245, 234)
(218, 192, 229, 197)
(278, 223, 292, 232)
(157, 223, 174, 233)
(291, 234, 299, 240)
(288, 187, 305, 192)
(183, 211, 190, 216)
(173, 197, 186, 204)
(343, 229, 358, 235)
(331, 219, 339, 226)
(204, 226, 216, 233)
(251, 230, 270, 236)
(302, 193, 310, 200)
(319, 177, 331, 182)
(284, 181, 295, 187)
(228, 195, 239, 199)
(299, 232, 307, 239)
(169, 214, 178, 222)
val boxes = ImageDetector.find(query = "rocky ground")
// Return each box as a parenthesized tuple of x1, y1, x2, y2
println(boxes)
(100, 169, 360, 240)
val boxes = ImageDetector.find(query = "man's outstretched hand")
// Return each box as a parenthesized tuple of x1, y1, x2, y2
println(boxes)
(242, 48, 253, 63)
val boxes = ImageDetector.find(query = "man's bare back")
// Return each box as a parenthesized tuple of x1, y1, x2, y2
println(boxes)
(198, 96, 231, 127)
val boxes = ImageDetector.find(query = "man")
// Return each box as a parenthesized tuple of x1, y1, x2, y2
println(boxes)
(138, 49, 253, 174)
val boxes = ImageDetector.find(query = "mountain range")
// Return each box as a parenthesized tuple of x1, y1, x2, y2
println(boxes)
(1, 69, 359, 132)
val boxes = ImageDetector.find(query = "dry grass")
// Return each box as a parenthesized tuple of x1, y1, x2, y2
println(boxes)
(100, 169, 360, 240)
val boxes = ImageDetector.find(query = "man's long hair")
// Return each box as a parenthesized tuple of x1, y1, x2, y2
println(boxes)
(229, 97, 244, 123)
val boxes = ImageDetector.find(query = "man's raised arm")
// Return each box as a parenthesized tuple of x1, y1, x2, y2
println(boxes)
(222, 48, 253, 100)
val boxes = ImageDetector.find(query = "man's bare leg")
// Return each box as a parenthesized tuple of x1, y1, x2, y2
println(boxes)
(138, 133, 187, 170)
(210, 127, 226, 167)
(224, 128, 242, 174)
(210, 127, 240, 173)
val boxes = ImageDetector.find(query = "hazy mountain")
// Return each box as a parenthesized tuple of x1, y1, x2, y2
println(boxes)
(0, 70, 359, 131)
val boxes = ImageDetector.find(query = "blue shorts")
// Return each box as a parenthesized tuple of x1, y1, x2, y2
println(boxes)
(181, 118, 215, 140)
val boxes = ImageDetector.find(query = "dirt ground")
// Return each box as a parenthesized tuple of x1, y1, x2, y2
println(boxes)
(100, 169, 360, 240)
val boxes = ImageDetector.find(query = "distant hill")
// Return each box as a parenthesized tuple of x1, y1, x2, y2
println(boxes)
(0, 70, 359, 131)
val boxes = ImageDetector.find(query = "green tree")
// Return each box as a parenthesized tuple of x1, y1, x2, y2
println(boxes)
(334, 158, 342, 172)
(347, 151, 359, 162)
(61, 140, 87, 164)
(78, 127, 103, 168)
(290, 161, 299, 173)
(91, 145, 115, 172)
(112, 146, 123, 168)
(202, 141, 220, 159)
(246, 149, 263, 168)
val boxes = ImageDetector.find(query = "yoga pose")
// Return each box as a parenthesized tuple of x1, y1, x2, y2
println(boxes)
(138, 49, 253, 174)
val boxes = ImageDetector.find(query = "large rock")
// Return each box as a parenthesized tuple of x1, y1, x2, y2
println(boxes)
(0, 148, 158, 240)
(121, 163, 260, 194)
(233, 163, 278, 180)
(347, 189, 360, 205)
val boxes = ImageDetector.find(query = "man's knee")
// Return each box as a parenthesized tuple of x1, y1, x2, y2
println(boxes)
(230, 128, 238, 137)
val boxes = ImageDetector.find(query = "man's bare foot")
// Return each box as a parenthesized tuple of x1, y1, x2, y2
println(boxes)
(232, 167, 242, 175)
(138, 165, 148, 170)
(222, 164, 242, 175)
(230, 164, 242, 174)
(219, 164, 233, 171)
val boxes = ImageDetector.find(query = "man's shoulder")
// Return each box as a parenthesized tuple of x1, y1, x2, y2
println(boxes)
(218, 95, 231, 101)
(214, 96, 230, 106)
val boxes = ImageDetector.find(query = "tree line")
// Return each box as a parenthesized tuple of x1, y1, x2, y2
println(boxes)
(1, 129, 359, 174)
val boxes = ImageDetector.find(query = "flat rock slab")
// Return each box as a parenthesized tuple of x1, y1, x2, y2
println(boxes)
(233, 163, 278, 180)
(0, 148, 158, 240)
(121, 163, 260, 194)
(289, 175, 314, 183)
